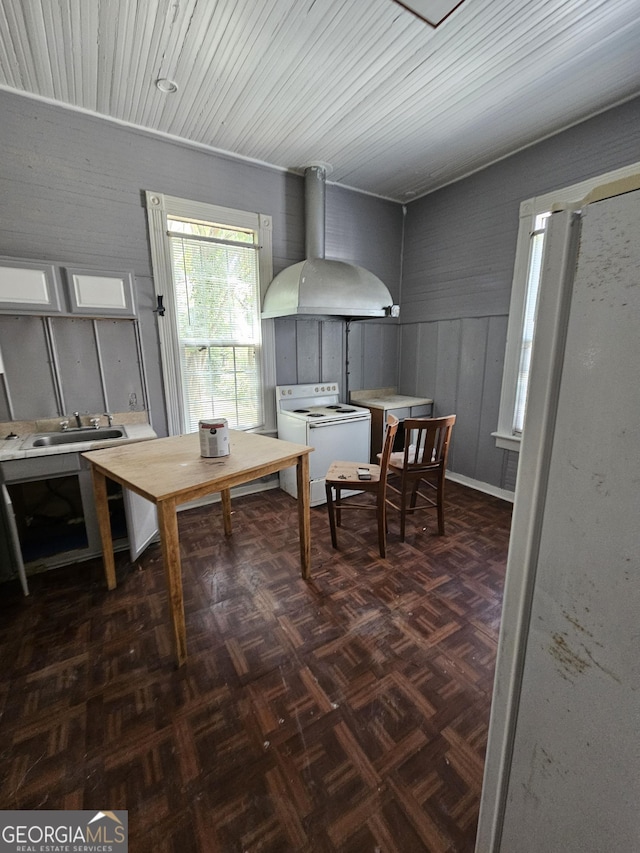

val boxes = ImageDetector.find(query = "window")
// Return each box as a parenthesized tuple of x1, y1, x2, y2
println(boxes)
(494, 160, 640, 452)
(512, 212, 550, 435)
(146, 192, 276, 436)
(168, 216, 262, 432)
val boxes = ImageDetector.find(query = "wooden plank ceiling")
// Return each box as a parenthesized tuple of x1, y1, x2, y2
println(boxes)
(0, 0, 638, 201)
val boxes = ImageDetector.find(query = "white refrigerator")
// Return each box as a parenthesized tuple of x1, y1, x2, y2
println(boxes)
(476, 178, 640, 851)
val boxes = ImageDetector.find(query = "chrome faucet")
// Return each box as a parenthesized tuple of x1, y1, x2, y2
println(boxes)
(59, 420, 69, 431)
(103, 412, 114, 426)
(72, 411, 82, 428)
(90, 417, 100, 429)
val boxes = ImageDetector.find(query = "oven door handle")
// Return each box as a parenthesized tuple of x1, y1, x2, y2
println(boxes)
(309, 417, 369, 428)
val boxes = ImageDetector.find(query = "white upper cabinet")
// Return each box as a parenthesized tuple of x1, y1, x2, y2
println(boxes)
(0, 259, 63, 313)
(63, 267, 136, 317)
(0, 256, 138, 318)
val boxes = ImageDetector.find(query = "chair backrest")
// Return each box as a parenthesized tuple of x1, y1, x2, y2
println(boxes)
(401, 415, 456, 473)
(379, 414, 400, 478)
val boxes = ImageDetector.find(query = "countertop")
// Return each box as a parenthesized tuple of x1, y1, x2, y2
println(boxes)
(0, 421, 157, 463)
(350, 387, 433, 411)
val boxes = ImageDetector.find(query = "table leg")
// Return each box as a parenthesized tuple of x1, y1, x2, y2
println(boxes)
(91, 467, 117, 590)
(221, 488, 232, 536)
(157, 498, 188, 666)
(296, 453, 311, 579)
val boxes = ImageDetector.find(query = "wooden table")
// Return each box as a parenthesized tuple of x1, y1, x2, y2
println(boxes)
(83, 430, 313, 666)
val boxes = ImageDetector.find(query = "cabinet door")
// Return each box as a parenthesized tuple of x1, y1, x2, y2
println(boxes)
(0, 259, 63, 314)
(410, 404, 432, 417)
(1, 483, 29, 595)
(63, 268, 137, 317)
(123, 488, 158, 561)
(388, 407, 410, 421)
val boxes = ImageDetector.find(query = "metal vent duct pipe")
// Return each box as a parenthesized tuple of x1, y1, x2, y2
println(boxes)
(305, 165, 326, 259)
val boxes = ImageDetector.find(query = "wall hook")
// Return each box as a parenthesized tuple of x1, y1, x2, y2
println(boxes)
(154, 294, 166, 317)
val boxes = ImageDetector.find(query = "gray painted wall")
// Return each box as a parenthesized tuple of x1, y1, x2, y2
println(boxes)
(400, 96, 640, 491)
(0, 89, 402, 438)
(0, 314, 146, 422)
(1, 87, 639, 494)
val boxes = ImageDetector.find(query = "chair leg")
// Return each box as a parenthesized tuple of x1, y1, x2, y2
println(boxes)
(325, 483, 338, 549)
(335, 487, 342, 527)
(410, 481, 420, 510)
(436, 476, 445, 535)
(399, 482, 408, 542)
(377, 497, 387, 558)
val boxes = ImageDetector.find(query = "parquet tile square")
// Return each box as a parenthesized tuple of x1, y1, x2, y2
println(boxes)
(0, 481, 511, 851)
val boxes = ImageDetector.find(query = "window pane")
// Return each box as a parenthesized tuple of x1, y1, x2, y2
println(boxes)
(512, 215, 550, 434)
(181, 345, 262, 432)
(167, 215, 255, 244)
(171, 237, 259, 344)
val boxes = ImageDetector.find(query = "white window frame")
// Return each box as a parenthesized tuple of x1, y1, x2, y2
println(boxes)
(494, 160, 640, 452)
(145, 191, 276, 436)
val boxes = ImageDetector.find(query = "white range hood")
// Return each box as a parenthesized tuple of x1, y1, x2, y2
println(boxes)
(262, 165, 399, 321)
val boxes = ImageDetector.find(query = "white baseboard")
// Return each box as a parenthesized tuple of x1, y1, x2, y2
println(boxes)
(446, 471, 515, 503)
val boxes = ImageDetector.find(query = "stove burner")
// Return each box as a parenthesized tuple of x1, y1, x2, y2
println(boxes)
(336, 407, 356, 412)
(308, 412, 325, 418)
(293, 409, 310, 413)
(326, 405, 341, 409)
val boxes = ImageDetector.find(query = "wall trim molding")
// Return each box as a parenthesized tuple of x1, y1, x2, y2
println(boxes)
(0, 85, 397, 203)
(446, 471, 515, 503)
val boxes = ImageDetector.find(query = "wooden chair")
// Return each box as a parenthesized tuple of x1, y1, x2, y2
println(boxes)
(384, 415, 456, 541)
(325, 414, 399, 558)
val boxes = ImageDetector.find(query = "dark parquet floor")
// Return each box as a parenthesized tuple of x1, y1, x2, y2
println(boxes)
(0, 481, 511, 852)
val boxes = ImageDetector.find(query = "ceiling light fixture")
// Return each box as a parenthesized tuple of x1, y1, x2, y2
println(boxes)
(391, 0, 466, 27)
(155, 78, 179, 94)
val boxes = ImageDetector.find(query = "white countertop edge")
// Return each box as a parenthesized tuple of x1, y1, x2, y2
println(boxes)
(350, 395, 434, 410)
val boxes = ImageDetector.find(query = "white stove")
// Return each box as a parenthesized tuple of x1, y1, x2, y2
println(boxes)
(276, 383, 371, 506)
